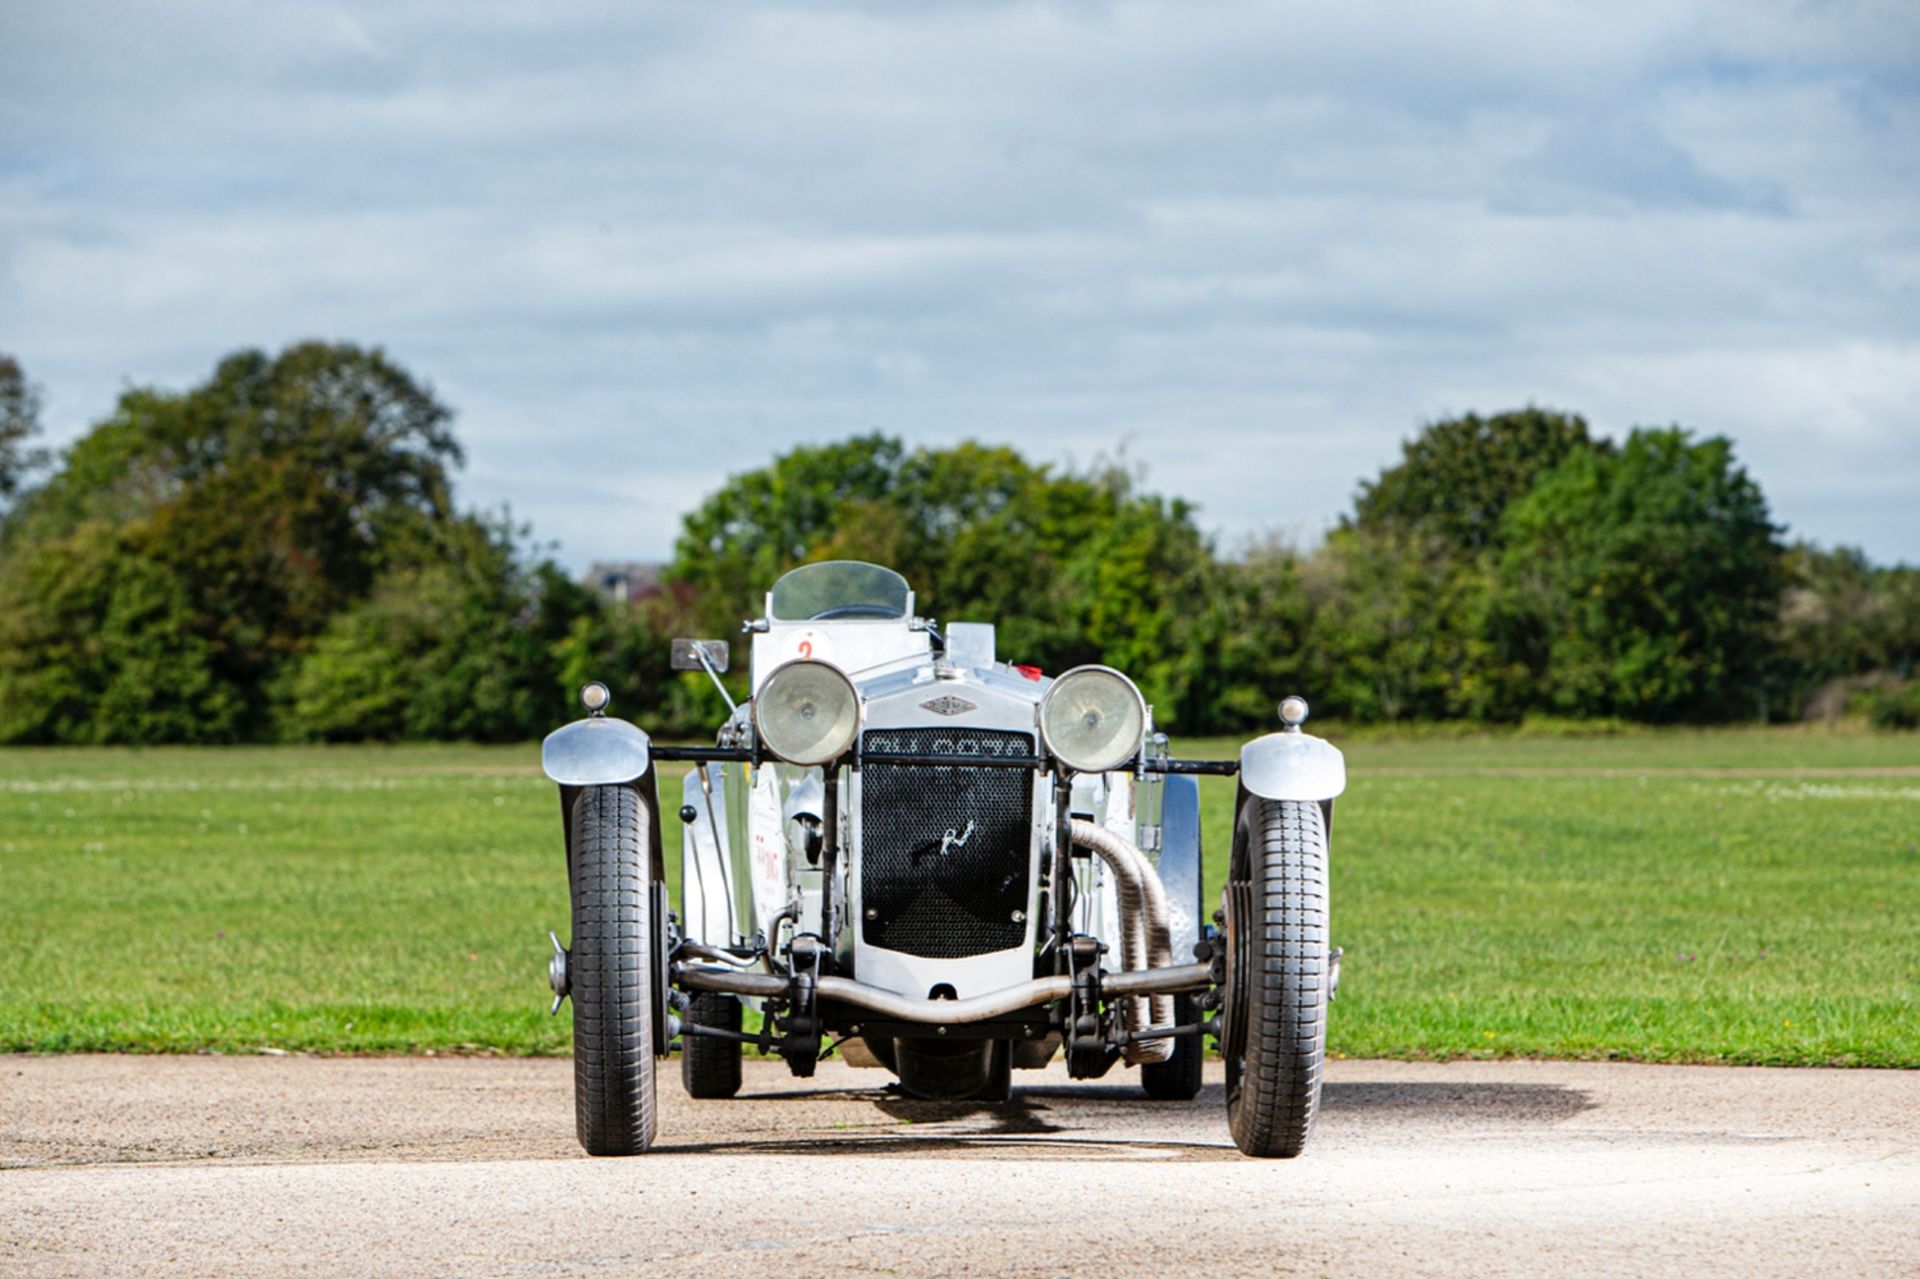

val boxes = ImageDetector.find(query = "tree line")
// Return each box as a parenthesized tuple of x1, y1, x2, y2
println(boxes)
(1, 342, 1914, 744)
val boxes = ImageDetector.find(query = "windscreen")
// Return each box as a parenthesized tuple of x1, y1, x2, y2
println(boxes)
(769, 561, 912, 621)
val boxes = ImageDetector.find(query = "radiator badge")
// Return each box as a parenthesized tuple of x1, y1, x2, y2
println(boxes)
(920, 695, 976, 716)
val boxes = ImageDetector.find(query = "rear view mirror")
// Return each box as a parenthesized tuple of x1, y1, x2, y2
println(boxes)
(671, 638, 730, 674)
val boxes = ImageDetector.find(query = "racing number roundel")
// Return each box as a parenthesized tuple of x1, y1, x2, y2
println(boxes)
(779, 629, 828, 665)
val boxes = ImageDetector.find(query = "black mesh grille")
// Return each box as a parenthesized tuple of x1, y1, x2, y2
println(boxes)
(859, 728, 1035, 959)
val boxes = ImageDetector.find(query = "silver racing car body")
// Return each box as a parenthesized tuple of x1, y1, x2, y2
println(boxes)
(540, 560, 1346, 1157)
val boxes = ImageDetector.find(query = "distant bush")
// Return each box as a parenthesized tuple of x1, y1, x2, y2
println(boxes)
(1863, 684, 1920, 731)
(1512, 715, 1647, 738)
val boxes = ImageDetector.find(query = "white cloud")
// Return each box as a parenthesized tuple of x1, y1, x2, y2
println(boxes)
(1, 0, 1915, 566)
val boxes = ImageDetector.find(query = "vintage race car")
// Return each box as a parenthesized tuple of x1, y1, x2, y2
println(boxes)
(540, 560, 1345, 1158)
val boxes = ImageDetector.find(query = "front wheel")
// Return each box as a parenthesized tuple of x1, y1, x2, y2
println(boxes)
(1222, 796, 1330, 1157)
(568, 784, 657, 1155)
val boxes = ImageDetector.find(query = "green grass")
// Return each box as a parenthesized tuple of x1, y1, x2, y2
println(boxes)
(2, 727, 1916, 1063)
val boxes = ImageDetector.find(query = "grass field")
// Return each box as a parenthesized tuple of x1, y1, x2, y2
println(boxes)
(3, 727, 1916, 1064)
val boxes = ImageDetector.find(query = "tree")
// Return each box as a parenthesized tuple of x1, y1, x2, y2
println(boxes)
(1205, 539, 1315, 730)
(1301, 407, 1619, 725)
(1497, 428, 1784, 721)
(0, 353, 48, 508)
(5, 354, 1886, 739)
(1349, 407, 1608, 553)
(0, 521, 245, 744)
(1773, 543, 1920, 718)
(672, 434, 911, 623)
(0, 342, 469, 742)
(13, 341, 459, 545)
(280, 515, 593, 742)
(553, 585, 732, 739)
(669, 436, 1225, 728)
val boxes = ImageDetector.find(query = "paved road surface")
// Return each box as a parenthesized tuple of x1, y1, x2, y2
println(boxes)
(3, 1055, 1915, 1276)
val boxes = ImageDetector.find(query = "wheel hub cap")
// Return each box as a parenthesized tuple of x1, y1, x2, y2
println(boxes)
(546, 930, 569, 1015)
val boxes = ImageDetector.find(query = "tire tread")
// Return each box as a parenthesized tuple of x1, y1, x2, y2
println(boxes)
(570, 785, 657, 1155)
(680, 992, 743, 1099)
(1226, 797, 1329, 1158)
(1141, 993, 1205, 1100)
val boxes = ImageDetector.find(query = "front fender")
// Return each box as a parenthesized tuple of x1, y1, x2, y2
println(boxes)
(541, 716, 651, 786)
(1239, 731, 1346, 802)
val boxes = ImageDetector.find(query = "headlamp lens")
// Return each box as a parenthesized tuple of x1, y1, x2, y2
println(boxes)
(755, 660, 860, 766)
(1039, 666, 1146, 774)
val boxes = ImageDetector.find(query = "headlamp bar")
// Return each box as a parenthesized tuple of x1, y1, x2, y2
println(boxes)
(647, 743, 1239, 774)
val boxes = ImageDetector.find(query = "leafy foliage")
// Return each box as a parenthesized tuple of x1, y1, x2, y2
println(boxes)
(0, 353, 49, 506)
(1862, 684, 1920, 731)
(1, 346, 1911, 741)
(0, 343, 577, 743)
(1300, 530, 1517, 723)
(671, 436, 1223, 725)
(280, 517, 595, 742)
(0, 521, 244, 744)
(2, 341, 470, 727)
(1774, 543, 1920, 714)
(1497, 428, 1783, 721)
(1349, 407, 1607, 552)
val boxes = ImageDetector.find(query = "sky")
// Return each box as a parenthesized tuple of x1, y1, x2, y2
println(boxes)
(3, 1, 1917, 570)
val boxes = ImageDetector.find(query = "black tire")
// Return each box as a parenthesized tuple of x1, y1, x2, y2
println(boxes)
(1140, 993, 1205, 1100)
(976, 1040, 1013, 1103)
(680, 992, 743, 1099)
(569, 784, 657, 1156)
(1223, 797, 1329, 1158)
(893, 1039, 998, 1100)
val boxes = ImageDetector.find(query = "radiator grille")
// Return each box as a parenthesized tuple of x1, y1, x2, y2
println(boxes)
(859, 728, 1035, 960)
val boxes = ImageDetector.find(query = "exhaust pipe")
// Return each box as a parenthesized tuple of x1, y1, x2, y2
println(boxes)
(1069, 819, 1176, 1063)
(674, 962, 1211, 1026)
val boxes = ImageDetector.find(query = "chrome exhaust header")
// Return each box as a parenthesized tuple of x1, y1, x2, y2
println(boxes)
(1069, 819, 1177, 1063)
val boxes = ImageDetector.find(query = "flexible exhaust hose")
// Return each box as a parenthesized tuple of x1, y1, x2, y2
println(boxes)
(1069, 819, 1175, 1063)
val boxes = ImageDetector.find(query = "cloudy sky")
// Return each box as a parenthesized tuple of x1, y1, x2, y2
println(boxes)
(3, 1, 1916, 568)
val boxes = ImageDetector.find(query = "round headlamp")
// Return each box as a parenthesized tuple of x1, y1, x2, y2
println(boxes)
(754, 660, 860, 766)
(1039, 665, 1146, 774)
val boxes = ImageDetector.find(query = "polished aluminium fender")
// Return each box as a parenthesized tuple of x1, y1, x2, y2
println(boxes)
(1238, 730, 1347, 802)
(541, 716, 652, 786)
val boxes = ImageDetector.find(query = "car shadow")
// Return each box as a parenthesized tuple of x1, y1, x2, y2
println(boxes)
(1321, 1080, 1597, 1124)
(664, 1077, 1595, 1160)
(667, 1085, 1239, 1161)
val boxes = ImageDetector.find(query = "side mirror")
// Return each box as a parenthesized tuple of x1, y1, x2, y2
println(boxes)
(671, 638, 730, 674)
